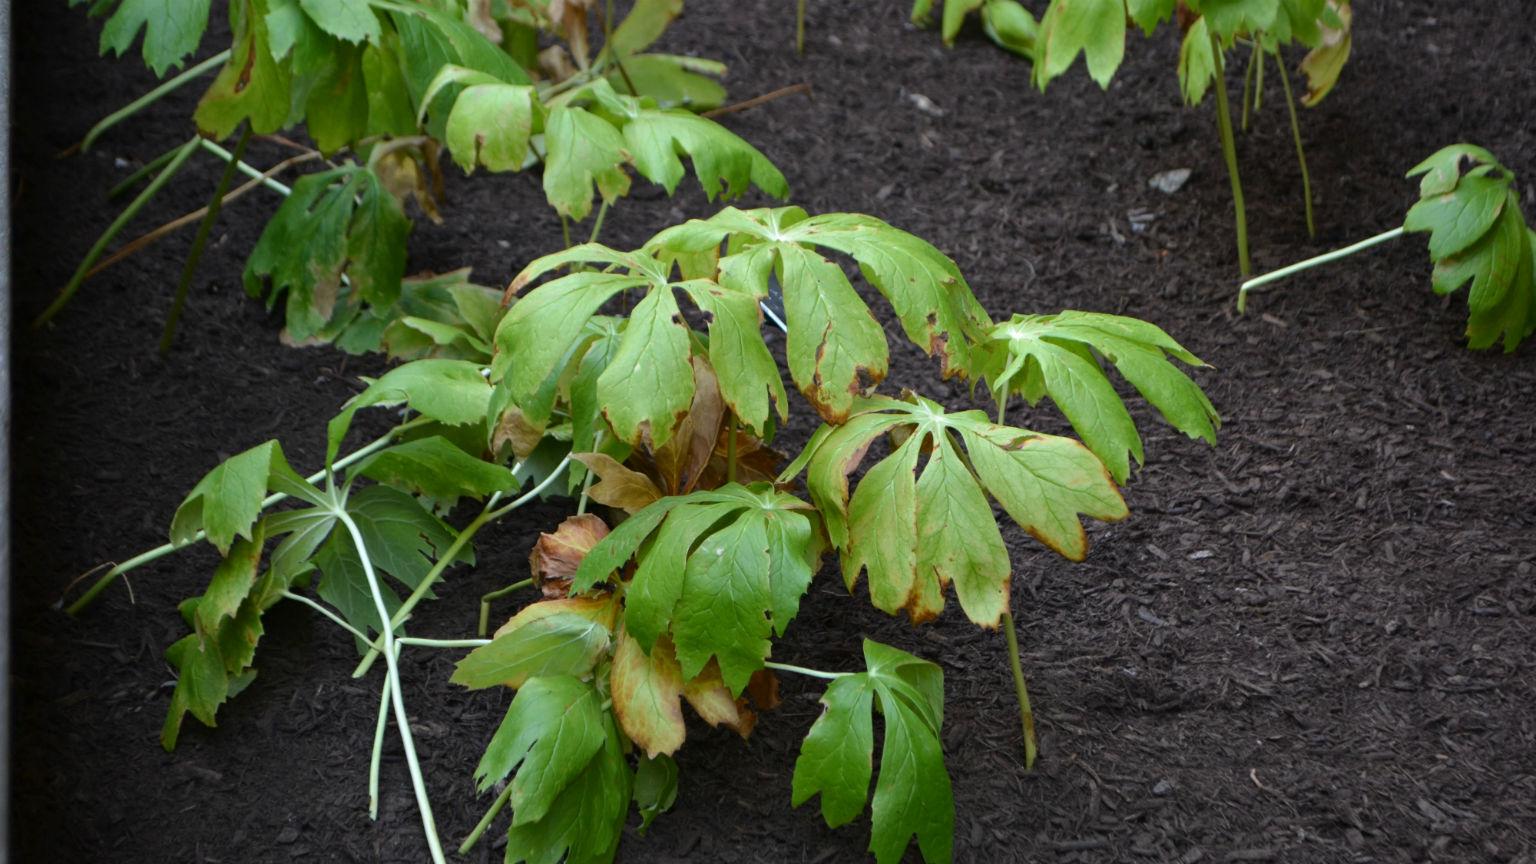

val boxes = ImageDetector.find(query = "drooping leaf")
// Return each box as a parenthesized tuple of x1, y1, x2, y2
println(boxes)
(1127, 0, 1178, 35)
(790, 394, 1127, 627)
(1191, 0, 1281, 40)
(792, 639, 954, 864)
(1177, 16, 1217, 105)
(1297, 0, 1350, 106)
(1405, 145, 1536, 352)
(571, 484, 822, 694)
(981, 0, 1039, 56)
(570, 453, 663, 514)
(170, 440, 322, 553)
(1033, 0, 1126, 91)
(503, 707, 631, 864)
(543, 104, 633, 221)
(611, 631, 687, 758)
(243, 166, 410, 344)
(195, 0, 293, 136)
(529, 514, 611, 597)
(980, 311, 1219, 483)
(632, 754, 679, 833)
(612, 54, 728, 110)
(89, 0, 213, 76)
(473, 676, 607, 825)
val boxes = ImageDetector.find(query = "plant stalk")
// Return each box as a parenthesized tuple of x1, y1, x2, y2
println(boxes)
(34, 136, 201, 328)
(1241, 40, 1259, 132)
(81, 50, 231, 152)
(396, 637, 491, 649)
(1237, 226, 1406, 312)
(764, 661, 847, 681)
(1209, 30, 1252, 278)
(197, 138, 294, 196)
(1001, 608, 1038, 771)
(352, 454, 573, 677)
(109, 142, 185, 198)
(282, 589, 370, 642)
(459, 783, 515, 855)
(368, 650, 396, 820)
(62, 419, 428, 616)
(336, 509, 446, 864)
(160, 125, 251, 354)
(726, 414, 738, 484)
(479, 579, 534, 637)
(797, 0, 808, 54)
(587, 200, 611, 246)
(1273, 47, 1315, 238)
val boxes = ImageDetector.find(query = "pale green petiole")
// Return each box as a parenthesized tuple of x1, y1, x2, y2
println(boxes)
(478, 579, 534, 637)
(763, 661, 848, 681)
(1236, 226, 1407, 313)
(81, 50, 231, 152)
(350, 454, 575, 678)
(335, 506, 446, 864)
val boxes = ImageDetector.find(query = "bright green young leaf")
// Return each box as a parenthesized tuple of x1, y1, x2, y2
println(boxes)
(613, 54, 728, 110)
(452, 612, 612, 690)
(1178, 16, 1217, 105)
(1405, 145, 1536, 351)
(195, 0, 293, 137)
(980, 311, 1219, 484)
(170, 440, 322, 553)
(789, 394, 1127, 627)
(355, 436, 515, 503)
(543, 105, 633, 221)
(571, 484, 821, 695)
(444, 82, 541, 172)
(298, 0, 379, 43)
(243, 166, 410, 344)
(633, 754, 679, 833)
(327, 358, 496, 462)
(793, 639, 953, 864)
(1033, 0, 1126, 90)
(606, 0, 684, 57)
(981, 0, 1040, 56)
(88, 0, 213, 76)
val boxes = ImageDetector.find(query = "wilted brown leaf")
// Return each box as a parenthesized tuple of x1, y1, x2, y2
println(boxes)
(572, 453, 664, 514)
(653, 357, 725, 494)
(682, 659, 756, 739)
(529, 514, 611, 598)
(746, 668, 781, 711)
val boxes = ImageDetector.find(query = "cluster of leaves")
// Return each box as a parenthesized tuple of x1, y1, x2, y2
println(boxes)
(147, 201, 1217, 862)
(76, 0, 788, 350)
(1404, 144, 1536, 352)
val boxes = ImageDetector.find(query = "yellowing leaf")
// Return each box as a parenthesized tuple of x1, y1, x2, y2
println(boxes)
(611, 631, 686, 758)
(529, 514, 611, 598)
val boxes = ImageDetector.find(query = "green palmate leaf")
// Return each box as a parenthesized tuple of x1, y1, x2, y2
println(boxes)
(789, 394, 1127, 627)
(504, 707, 631, 864)
(453, 598, 615, 689)
(613, 55, 728, 110)
(243, 166, 410, 344)
(647, 206, 992, 422)
(195, 0, 293, 137)
(1127, 0, 1178, 35)
(87, 0, 213, 76)
(444, 81, 541, 172)
(355, 436, 515, 503)
(792, 639, 953, 864)
(327, 358, 496, 462)
(1405, 145, 1536, 352)
(1190, 0, 1280, 40)
(1033, 0, 1126, 90)
(980, 311, 1219, 484)
(312, 485, 471, 646)
(335, 269, 503, 362)
(571, 483, 821, 695)
(474, 676, 607, 823)
(170, 440, 323, 553)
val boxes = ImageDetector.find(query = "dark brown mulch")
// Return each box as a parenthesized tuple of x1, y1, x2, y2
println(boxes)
(9, 1, 1536, 862)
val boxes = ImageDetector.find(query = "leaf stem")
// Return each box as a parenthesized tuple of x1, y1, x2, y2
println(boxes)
(479, 579, 534, 637)
(351, 454, 573, 677)
(726, 414, 738, 484)
(33, 136, 201, 328)
(160, 124, 251, 354)
(1241, 40, 1258, 132)
(1001, 608, 1038, 771)
(335, 509, 446, 864)
(368, 647, 398, 821)
(80, 49, 231, 152)
(109, 142, 186, 198)
(797, 0, 808, 54)
(396, 637, 491, 649)
(1273, 47, 1315, 238)
(62, 419, 430, 616)
(1209, 30, 1251, 278)
(1237, 226, 1406, 312)
(282, 589, 370, 642)
(764, 661, 848, 681)
(587, 200, 611, 246)
(197, 138, 294, 196)
(459, 782, 515, 855)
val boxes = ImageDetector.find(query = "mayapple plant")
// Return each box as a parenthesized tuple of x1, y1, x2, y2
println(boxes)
(913, 0, 1355, 277)
(46, 0, 786, 353)
(72, 200, 1218, 862)
(1240, 143, 1536, 352)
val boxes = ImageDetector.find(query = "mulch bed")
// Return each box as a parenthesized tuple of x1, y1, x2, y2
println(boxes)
(10, 1, 1536, 861)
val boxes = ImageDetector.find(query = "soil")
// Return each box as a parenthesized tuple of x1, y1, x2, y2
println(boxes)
(10, 1, 1536, 862)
